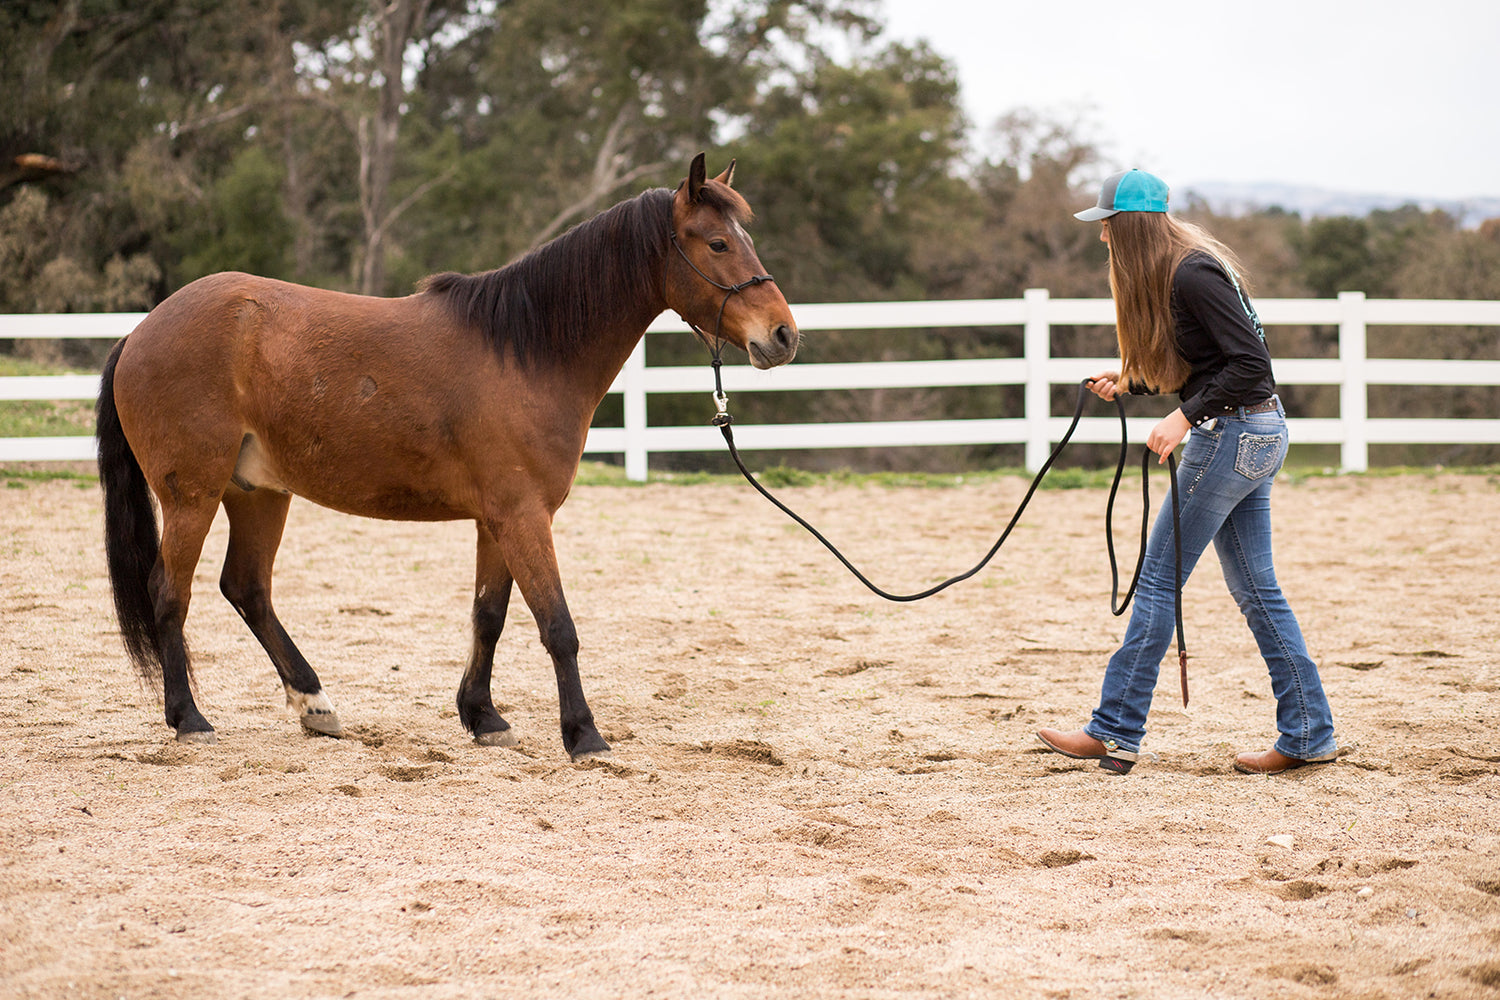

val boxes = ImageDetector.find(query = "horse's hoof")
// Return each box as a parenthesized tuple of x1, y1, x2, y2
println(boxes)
(300, 712, 343, 737)
(475, 729, 518, 747)
(287, 687, 342, 737)
(176, 729, 217, 745)
(570, 747, 613, 763)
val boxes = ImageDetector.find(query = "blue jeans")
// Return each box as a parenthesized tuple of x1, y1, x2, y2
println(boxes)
(1085, 399, 1337, 759)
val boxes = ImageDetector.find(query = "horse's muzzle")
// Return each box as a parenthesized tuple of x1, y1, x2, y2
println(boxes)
(748, 322, 798, 369)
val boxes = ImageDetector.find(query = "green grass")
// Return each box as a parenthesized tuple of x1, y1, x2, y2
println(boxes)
(571, 460, 1114, 490)
(573, 459, 1500, 490)
(0, 466, 94, 482)
(0, 356, 90, 377)
(0, 398, 95, 438)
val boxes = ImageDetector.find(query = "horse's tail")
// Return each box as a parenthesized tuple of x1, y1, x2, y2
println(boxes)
(96, 339, 163, 689)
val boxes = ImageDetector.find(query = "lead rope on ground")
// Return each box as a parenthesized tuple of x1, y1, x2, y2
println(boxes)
(710, 372, 1189, 706)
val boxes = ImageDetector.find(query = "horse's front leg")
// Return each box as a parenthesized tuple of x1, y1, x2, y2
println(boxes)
(490, 513, 610, 761)
(456, 528, 518, 746)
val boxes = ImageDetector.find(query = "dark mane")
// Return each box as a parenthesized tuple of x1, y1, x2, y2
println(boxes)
(420, 187, 677, 367)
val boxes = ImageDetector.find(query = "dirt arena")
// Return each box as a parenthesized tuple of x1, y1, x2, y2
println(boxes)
(2, 469, 1498, 999)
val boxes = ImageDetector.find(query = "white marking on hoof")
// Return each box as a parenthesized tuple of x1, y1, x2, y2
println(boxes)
(176, 730, 217, 745)
(474, 729, 518, 747)
(571, 748, 613, 763)
(286, 686, 343, 737)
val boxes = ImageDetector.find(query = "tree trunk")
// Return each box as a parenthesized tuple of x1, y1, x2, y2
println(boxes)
(357, 0, 429, 296)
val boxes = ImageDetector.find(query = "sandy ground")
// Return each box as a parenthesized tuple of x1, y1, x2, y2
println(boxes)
(2, 470, 1499, 999)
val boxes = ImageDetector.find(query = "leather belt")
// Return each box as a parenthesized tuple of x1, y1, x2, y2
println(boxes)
(1223, 396, 1278, 416)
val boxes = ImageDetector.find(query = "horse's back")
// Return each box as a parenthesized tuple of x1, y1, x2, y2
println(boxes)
(123, 271, 431, 356)
(123, 273, 351, 382)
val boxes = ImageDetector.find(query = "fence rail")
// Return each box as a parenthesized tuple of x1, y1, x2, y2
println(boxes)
(4, 291, 1499, 477)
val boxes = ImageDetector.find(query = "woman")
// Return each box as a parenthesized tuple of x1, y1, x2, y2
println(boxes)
(1036, 168, 1338, 776)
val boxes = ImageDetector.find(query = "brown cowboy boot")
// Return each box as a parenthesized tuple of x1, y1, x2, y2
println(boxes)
(1037, 728, 1140, 775)
(1234, 747, 1337, 775)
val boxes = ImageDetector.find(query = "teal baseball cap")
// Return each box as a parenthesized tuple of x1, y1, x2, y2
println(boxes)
(1074, 168, 1170, 221)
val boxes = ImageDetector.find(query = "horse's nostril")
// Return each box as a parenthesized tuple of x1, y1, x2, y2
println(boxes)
(774, 323, 794, 349)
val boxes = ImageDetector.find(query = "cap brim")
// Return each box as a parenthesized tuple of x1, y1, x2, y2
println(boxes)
(1073, 206, 1118, 222)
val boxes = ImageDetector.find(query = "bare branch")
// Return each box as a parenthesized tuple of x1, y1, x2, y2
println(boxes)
(526, 104, 666, 250)
(527, 160, 666, 251)
(172, 100, 260, 136)
(369, 165, 460, 243)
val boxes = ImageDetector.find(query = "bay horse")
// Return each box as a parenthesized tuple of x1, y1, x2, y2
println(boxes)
(95, 153, 797, 760)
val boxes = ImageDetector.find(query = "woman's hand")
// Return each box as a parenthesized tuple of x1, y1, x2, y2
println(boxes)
(1147, 408, 1193, 464)
(1087, 371, 1123, 400)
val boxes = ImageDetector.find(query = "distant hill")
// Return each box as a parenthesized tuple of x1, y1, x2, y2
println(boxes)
(1180, 181, 1500, 229)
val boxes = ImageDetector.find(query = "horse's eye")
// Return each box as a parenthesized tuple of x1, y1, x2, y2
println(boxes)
(709, 239, 729, 253)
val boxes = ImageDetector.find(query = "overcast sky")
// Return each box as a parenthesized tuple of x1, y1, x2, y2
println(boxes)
(877, 0, 1498, 202)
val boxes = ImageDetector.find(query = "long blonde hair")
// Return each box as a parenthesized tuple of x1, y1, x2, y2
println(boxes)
(1106, 212, 1250, 393)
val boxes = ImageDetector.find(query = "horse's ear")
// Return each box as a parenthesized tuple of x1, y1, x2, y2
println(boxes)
(687, 152, 707, 202)
(713, 158, 736, 189)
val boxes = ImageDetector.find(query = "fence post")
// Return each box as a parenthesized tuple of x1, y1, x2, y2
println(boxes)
(1024, 288, 1051, 472)
(1338, 291, 1368, 473)
(623, 338, 648, 481)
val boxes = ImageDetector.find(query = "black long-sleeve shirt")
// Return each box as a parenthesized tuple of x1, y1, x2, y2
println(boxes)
(1170, 251, 1276, 426)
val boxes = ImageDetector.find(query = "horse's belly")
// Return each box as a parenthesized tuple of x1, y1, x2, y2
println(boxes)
(234, 431, 474, 521)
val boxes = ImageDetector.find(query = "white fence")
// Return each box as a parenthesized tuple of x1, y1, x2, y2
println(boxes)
(4, 291, 1499, 477)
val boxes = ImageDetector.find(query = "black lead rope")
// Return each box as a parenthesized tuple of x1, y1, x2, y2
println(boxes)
(1097, 387, 1190, 707)
(712, 376, 1190, 707)
(665, 232, 1188, 706)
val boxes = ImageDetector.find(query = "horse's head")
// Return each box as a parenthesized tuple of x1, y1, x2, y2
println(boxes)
(667, 153, 798, 370)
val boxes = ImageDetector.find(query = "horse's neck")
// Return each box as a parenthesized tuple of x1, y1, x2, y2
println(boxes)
(573, 296, 667, 408)
(562, 207, 675, 400)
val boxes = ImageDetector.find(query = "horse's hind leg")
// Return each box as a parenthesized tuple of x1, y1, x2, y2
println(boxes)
(153, 499, 221, 743)
(456, 528, 518, 746)
(219, 487, 342, 737)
